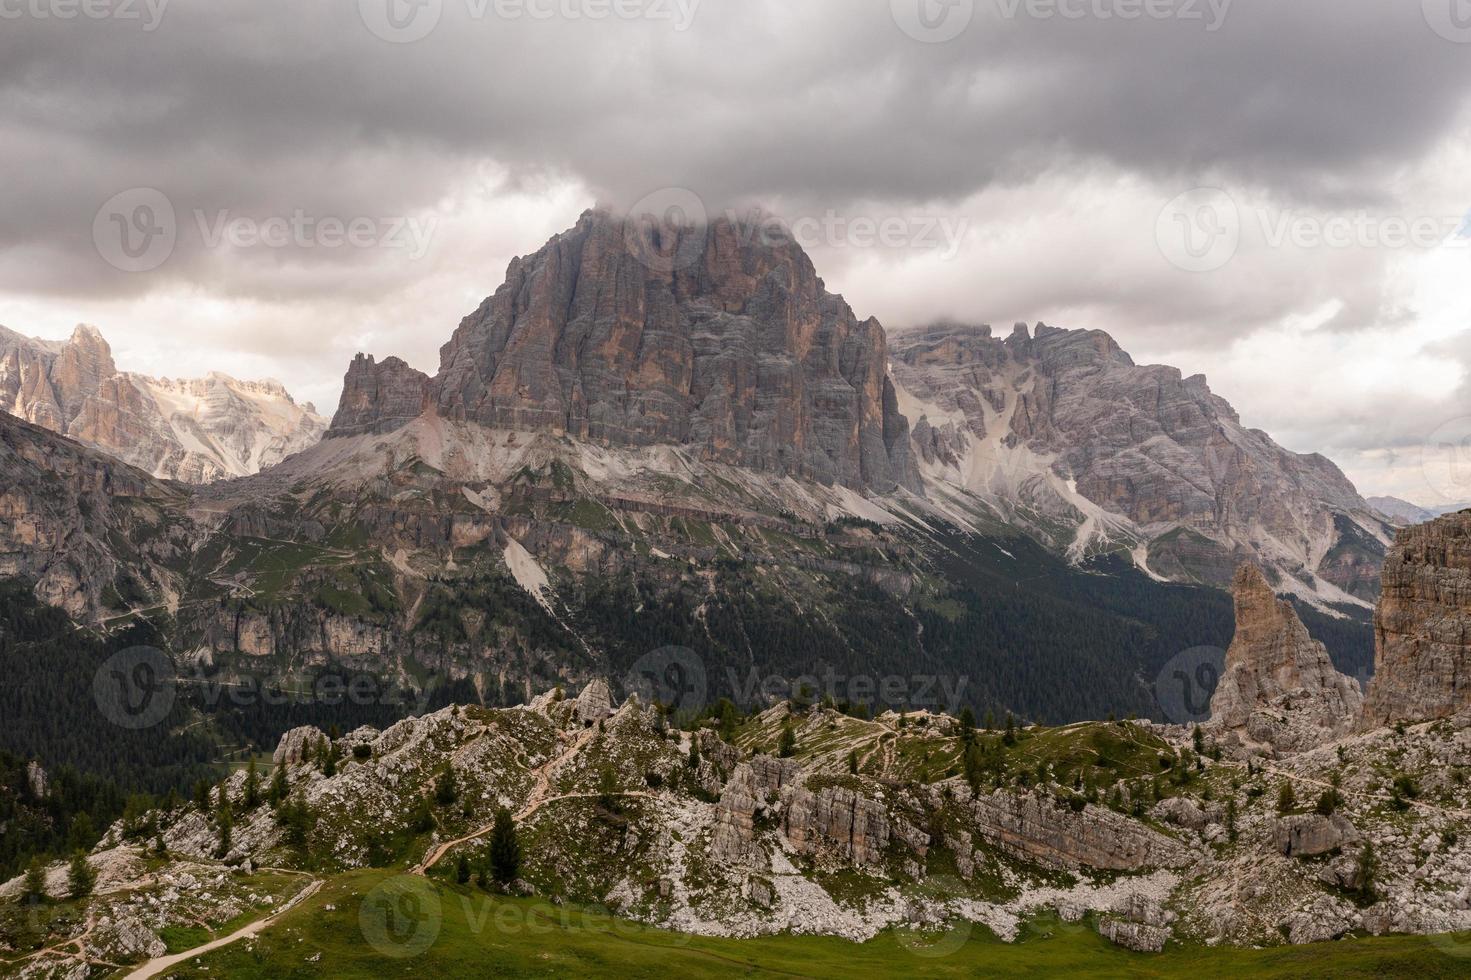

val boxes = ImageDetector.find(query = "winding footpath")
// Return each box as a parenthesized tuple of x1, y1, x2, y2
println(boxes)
(121, 876, 323, 980)
(415, 725, 599, 876)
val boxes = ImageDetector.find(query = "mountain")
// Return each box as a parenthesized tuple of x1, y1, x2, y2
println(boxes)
(0, 210, 1389, 723)
(330, 209, 917, 493)
(3, 496, 1467, 964)
(0, 323, 326, 483)
(1367, 495, 1469, 526)
(891, 323, 1392, 606)
(1364, 509, 1471, 727)
(1207, 564, 1363, 755)
(0, 411, 192, 620)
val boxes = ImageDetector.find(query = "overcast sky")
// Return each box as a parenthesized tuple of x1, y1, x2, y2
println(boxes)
(1, 0, 1469, 503)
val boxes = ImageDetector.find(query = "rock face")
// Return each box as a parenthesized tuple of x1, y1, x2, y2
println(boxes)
(783, 784, 895, 866)
(0, 411, 192, 619)
(890, 323, 1390, 602)
(272, 726, 329, 766)
(329, 209, 918, 493)
(573, 678, 614, 727)
(963, 787, 1191, 871)
(25, 760, 47, 799)
(329, 354, 430, 437)
(0, 323, 325, 482)
(1209, 564, 1364, 754)
(1098, 896, 1176, 953)
(1273, 813, 1360, 858)
(1364, 511, 1471, 727)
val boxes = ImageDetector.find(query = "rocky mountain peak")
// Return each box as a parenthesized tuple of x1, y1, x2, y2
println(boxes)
(1364, 509, 1471, 727)
(1208, 563, 1364, 754)
(890, 321, 1387, 602)
(331, 208, 918, 492)
(329, 353, 431, 438)
(0, 324, 324, 483)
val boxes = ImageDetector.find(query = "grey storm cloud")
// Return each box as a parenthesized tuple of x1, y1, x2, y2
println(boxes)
(0, 0, 1468, 497)
(2, 0, 1469, 294)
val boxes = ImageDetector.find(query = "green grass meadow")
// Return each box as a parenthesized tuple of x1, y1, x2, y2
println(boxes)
(156, 870, 1471, 979)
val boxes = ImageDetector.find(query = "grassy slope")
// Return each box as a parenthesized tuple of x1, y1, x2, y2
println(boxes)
(163, 870, 1471, 980)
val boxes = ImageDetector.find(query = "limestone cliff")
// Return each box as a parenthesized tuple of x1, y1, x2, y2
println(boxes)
(1209, 564, 1364, 754)
(1364, 510, 1471, 726)
(0, 411, 192, 619)
(328, 209, 918, 493)
(0, 323, 325, 482)
(328, 354, 430, 437)
(890, 322, 1390, 602)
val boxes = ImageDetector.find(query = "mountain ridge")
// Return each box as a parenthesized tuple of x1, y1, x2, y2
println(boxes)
(0, 323, 326, 483)
(324, 209, 1390, 607)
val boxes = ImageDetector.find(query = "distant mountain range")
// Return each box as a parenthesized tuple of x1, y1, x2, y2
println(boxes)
(0, 323, 325, 483)
(1367, 495, 1470, 526)
(0, 209, 1396, 720)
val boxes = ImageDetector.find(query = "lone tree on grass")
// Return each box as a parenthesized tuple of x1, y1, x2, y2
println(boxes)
(489, 807, 521, 888)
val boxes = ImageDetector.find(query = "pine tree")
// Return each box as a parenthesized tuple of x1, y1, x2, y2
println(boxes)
(456, 853, 471, 885)
(243, 759, 260, 809)
(193, 779, 211, 811)
(848, 750, 859, 775)
(962, 744, 982, 791)
(597, 768, 622, 814)
(67, 813, 96, 853)
(414, 794, 436, 832)
(321, 742, 339, 778)
(687, 741, 701, 770)
(268, 765, 289, 808)
(435, 768, 458, 806)
(489, 807, 520, 887)
(21, 858, 47, 904)
(777, 721, 796, 758)
(1356, 841, 1378, 902)
(1276, 781, 1297, 815)
(217, 799, 234, 858)
(66, 852, 95, 900)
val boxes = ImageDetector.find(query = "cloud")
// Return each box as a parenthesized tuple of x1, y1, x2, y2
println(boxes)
(0, 0, 1468, 499)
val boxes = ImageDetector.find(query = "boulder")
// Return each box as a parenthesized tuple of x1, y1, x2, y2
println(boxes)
(1098, 917, 1171, 953)
(1273, 813, 1360, 858)
(273, 726, 329, 766)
